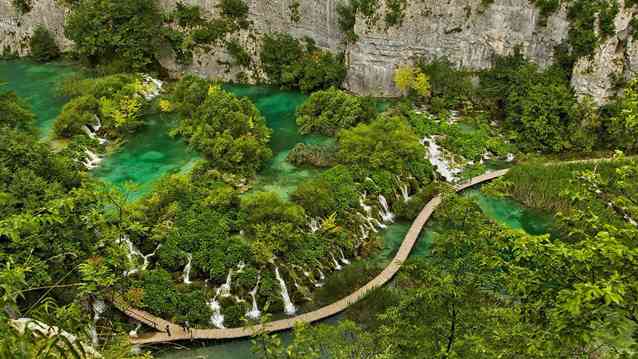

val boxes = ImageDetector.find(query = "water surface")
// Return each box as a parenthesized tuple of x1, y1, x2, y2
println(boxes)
(0, 59, 77, 136)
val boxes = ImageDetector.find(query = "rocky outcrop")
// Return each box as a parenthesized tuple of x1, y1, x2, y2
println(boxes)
(0, 0, 70, 56)
(0, 0, 636, 103)
(571, 2, 638, 104)
(345, 0, 570, 96)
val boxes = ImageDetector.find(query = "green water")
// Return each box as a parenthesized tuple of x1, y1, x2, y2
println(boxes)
(92, 113, 198, 198)
(224, 84, 328, 199)
(466, 190, 552, 235)
(0, 60, 77, 136)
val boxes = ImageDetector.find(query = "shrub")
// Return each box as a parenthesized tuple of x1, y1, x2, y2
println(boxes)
(219, 0, 249, 28)
(29, 25, 60, 63)
(12, 0, 31, 14)
(286, 142, 337, 168)
(53, 95, 100, 138)
(225, 39, 251, 67)
(418, 58, 474, 110)
(296, 87, 377, 135)
(65, 0, 163, 72)
(260, 33, 346, 92)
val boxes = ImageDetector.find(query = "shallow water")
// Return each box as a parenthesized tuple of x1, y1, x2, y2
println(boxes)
(0, 59, 77, 136)
(91, 113, 198, 198)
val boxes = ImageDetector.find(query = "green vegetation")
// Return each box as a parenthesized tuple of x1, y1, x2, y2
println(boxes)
(12, 0, 31, 14)
(65, 0, 164, 72)
(337, 0, 378, 42)
(170, 76, 272, 176)
(384, 0, 407, 27)
(286, 142, 337, 168)
(54, 74, 150, 139)
(337, 115, 433, 184)
(295, 87, 377, 135)
(260, 33, 346, 92)
(418, 58, 474, 112)
(29, 26, 60, 63)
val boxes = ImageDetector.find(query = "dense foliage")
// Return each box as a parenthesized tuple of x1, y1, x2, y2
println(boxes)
(54, 74, 150, 139)
(29, 26, 60, 63)
(65, 0, 164, 72)
(295, 87, 377, 136)
(259, 33, 346, 93)
(170, 76, 272, 176)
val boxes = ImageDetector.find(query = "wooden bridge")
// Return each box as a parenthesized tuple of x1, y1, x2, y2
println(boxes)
(112, 169, 510, 344)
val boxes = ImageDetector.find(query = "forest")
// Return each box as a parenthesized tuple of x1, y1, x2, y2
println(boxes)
(1, 0, 637, 358)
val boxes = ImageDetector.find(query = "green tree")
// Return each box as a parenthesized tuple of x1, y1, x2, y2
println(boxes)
(172, 82, 272, 176)
(29, 25, 60, 62)
(65, 0, 164, 72)
(296, 87, 377, 136)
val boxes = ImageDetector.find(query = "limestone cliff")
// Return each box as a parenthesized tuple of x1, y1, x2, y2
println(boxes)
(0, 0, 636, 102)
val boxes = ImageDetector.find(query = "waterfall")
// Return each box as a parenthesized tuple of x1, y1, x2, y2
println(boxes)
(274, 266, 296, 315)
(207, 299, 225, 328)
(360, 225, 369, 240)
(82, 115, 108, 145)
(141, 74, 164, 101)
(83, 149, 103, 170)
(308, 217, 320, 233)
(357, 212, 380, 233)
(128, 323, 142, 338)
(246, 274, 261, 320)
(329, 252, 343, 271)
(89, 299, 106, 346)
(182, 253, 192, 285)
(10, 318, 101, 358)
(421, 136, 461, 182)
(506, 153, 515, 162)
(396, 177, 411, 203)
(117, 235, 160, 276)
(378, 194, 395, 223)
(300, 266, 321, 288)
(359, 193, 373, 215)
(236, 261, 246, 273)
(218, 269, 233, 298)
(338, 248, 351, 265)
(317, 268, 326, 281)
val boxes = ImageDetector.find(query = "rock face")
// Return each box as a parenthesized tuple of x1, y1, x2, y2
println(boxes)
(0, 0, 636, 102)
(0, 0, 71, 56)
(345, 0, 570, 96)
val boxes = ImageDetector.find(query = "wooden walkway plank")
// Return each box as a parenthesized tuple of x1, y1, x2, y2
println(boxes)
(115, 170, 510, 344)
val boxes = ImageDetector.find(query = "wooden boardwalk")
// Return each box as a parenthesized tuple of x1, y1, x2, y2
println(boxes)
(113, 169, 510, 344)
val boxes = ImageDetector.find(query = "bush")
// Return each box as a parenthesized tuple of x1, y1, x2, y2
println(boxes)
(418, 58, 474, 111)
(53, 95, 100, 138)
(296, 87, 377, 136)
(219, 0, 249, 28)
(286, 142, 337, 168)
(65, 0, 163, 72)
(29, 26, 60, 62)
(260, 33, 346, 92)
(12, 0, 31, 14)
(171, 79, 272, 175)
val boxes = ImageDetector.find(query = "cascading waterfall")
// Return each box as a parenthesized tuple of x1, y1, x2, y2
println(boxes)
(83, 149, 103, 170)
(246, 274, 261, 320)
(117, 235, 160, 276)
(338, 248, 351, 265)
(128, 323, 142, 338)
(308, 217, 320, 233)
(10, 319, 101, 358)
(329, 252, 343, 271)
(506, 153, 515, 162)
(207, 298, 225, 329)
(420, 136, 461, 182)
(141, 74, 164, 101)
(89, 299, 106, 346)
(82, 115, 108, 145)
(378, 194, 395, 223)
(218, 269, 233, 298)
(182, 253, 192, 284)
(236, 261, 246, 273)
(274, 266, 296, 315)
(396, 177, 411, 203)
(360, 225, 369, 240)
